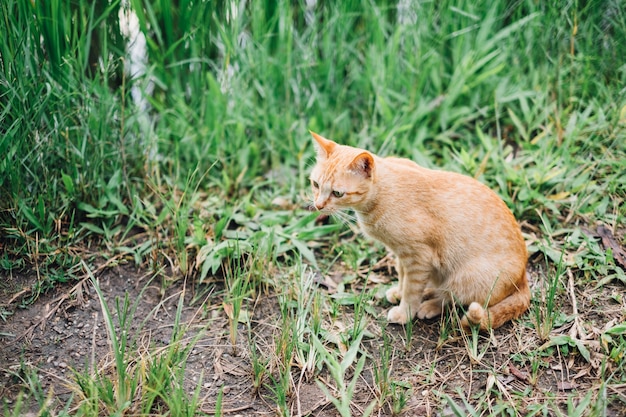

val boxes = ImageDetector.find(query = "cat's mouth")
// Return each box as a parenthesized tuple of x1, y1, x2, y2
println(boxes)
(315, 213, 331, 224)
(306, 204, 331, 223)
(308, 201, 333, 214)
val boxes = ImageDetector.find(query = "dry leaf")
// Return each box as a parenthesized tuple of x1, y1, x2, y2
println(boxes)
(597, 224, 626, 269)
(223, 302, 234, 320)
(508, 364, 529, 383)
(367, 273, 391, 284)
(557, 381, 578, 391)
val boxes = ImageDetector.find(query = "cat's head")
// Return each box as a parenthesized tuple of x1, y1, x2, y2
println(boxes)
(308, 131, 375, 213)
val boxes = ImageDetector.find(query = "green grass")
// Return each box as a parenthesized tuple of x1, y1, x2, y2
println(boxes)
(2, 0, 625, 415)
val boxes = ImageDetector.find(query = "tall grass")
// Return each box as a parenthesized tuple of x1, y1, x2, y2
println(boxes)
(2, 0, 624, 274)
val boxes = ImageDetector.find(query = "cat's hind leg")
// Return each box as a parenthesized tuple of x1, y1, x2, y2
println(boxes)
(417, 295, 448, 320)
(460, 272, 531, 332)
(415, 286, 449, 319)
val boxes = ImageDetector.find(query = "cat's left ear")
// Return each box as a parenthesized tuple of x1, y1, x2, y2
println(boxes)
(310, 131, 336, 159)
(349, 152, 374, 179)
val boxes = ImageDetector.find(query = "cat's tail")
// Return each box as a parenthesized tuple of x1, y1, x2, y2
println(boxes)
(461, 271, 531, 332)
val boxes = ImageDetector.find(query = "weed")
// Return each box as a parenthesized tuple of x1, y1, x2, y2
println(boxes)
(214, 385, 224, 417)
(63, 264, 204, 415)
(311, 328, 376, 417)
(440, 390, 480, 417)
(389, 380, 412, 416)
(247, 329, 269, 396)
(372, 324, 394, 407)
(222, 254, 254, 354)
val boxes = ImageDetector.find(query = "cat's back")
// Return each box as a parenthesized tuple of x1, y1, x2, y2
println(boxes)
(373, 155, 526, 269)
(377, 156, 479, 197)
(375, 156, 522, 240)
(378, 156, 507, 209)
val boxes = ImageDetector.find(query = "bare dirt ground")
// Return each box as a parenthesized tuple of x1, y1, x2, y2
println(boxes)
(1, 258, 626, 416)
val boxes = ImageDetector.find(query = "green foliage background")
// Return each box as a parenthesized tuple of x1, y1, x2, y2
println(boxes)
(0, 0, 624, 282)
(1, 1, 626, 415)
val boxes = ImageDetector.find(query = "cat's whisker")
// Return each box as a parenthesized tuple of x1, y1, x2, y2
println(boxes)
(334, 210, 356, 223)
(331, 211, 357, 228)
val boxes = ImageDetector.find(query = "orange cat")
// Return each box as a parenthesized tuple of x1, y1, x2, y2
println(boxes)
(308, 132, 530, 331)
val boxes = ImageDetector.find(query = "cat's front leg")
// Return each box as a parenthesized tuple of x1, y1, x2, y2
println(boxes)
(387, 269, 429, 324)
(385, 256, 405, 304)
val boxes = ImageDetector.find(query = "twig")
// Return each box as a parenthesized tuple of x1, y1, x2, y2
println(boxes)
(567, 269, 587, 340)
(5, 287, 32, 305)
(201, 404, 255, 415)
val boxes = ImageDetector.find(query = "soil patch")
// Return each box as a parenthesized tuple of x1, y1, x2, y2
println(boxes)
(1, 262, 626, 416)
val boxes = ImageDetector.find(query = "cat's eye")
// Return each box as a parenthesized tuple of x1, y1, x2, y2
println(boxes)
(332, 190, 345, 198)
(311, 180, 319, 189)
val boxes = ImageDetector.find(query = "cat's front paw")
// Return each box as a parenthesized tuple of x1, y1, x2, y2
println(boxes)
(385, 286, 402, 304)
(387, 305, 413, 324)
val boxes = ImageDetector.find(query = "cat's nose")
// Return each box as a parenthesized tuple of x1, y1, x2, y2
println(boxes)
(314, 198, 326, 210)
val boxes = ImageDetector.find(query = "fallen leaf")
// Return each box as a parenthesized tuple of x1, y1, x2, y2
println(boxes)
(557, 381, 578, 390)
(367, 273, 391, 284)
(486, 374, 496, 392)
(508, 363, 529, 383)
(213, 349, 224, 380)
(597, 224, 626, 269)
(572, 369, 589, 380)
(223, 303, 234, 320)
(323, 328, 347, 355)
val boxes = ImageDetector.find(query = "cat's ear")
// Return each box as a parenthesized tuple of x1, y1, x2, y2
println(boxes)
(349, 152, 374, 179)
(310, 131, 336, 159)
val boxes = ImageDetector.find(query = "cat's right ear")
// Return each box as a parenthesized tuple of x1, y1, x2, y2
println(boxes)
(310, 131, 336, 159)
(349, 152, 374, 179)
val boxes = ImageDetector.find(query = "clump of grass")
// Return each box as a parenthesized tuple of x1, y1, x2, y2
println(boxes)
(372, 324, 411, 415)
(3, 0, 624, 289)
(222, 254, 254, 354)
(311, 329, 376, 417)
(533, 253, 567, 342)
(66, 267, 204, 415)
(247, 328, 269, 397)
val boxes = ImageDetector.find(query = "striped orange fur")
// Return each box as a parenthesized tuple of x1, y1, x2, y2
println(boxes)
(309, 132, 530, 331)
